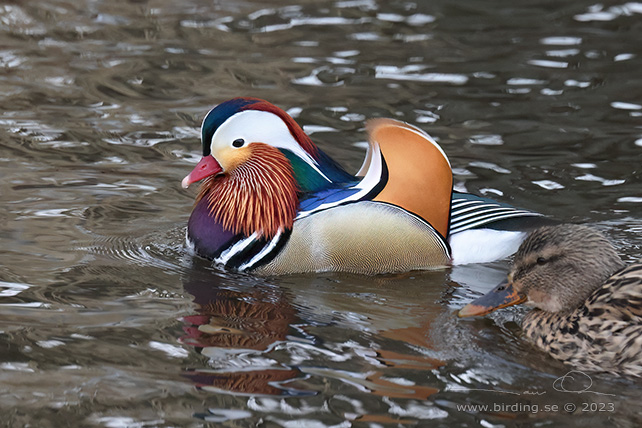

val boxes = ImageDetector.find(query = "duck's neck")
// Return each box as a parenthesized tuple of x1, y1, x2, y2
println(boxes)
(522, 307, 596, 368)
(523, 302, 593, 346)
(522, 310, 566, 337)
(195, 143, 299, 240)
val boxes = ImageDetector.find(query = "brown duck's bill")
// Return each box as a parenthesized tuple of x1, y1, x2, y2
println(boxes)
(458, 280, 527, 318)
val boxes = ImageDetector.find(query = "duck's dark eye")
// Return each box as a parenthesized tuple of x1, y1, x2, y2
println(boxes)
(232, 138, 245, 148)
(536, 257, 548, 265)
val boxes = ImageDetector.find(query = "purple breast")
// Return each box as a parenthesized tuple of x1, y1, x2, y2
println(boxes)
(187, 197, 238, 259)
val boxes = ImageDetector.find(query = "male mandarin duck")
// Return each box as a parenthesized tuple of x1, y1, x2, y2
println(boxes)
(459, 224, 642, 377)
(181, 97, 550, 275)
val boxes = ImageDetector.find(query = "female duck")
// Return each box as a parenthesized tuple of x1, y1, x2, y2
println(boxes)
(459, 224, 642, 377)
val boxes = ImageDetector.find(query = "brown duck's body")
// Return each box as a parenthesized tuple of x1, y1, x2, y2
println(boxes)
(459, 224, 642, 377)
(523, 260, 642, 376)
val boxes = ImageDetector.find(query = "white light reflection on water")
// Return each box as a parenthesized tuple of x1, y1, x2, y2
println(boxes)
(574, 2, 642, 22)
(375, 65, 468, 84)
(532, 180, 565, 190)
(527, 59, 569, 68)
(618, 197, 642, 203)
(575, 173, 626, 186)
(611, 101, 642, 110)
(0, 281, 32, 297)
(540, 36, 582, 45)
(468, 135, 504, 146)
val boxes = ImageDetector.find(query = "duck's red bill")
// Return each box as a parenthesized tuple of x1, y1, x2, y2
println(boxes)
(182, 155, 222, 189)
(458, 280, 527, 318)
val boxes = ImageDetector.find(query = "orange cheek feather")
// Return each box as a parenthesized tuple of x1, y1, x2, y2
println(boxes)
(198, 143, 299, 239)
(216, 146, 252, 172)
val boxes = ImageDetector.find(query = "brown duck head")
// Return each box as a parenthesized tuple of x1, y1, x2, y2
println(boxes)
(459, 224, 625, 317)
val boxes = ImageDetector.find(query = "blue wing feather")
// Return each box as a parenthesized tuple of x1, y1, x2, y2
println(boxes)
(299, 185, 361, 212)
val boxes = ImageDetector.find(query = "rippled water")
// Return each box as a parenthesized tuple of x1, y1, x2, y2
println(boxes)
(1, 0, 641, 426)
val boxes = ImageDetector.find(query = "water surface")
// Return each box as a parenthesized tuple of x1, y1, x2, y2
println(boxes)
(1, 0, 641, 426)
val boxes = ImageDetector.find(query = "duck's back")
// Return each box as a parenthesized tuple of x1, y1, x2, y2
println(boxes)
(523, 259, 642, 377)
(587, 259, 642, 322)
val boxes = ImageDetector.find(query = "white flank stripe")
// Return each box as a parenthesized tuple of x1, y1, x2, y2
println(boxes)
(451, 203, 506, 217)
(450, 212, 542, 234)
(451, 207, 517, 225)
(451, 200, 483, 209)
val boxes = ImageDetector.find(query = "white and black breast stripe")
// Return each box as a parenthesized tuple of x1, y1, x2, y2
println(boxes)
(213, 230, 289, 272)
(214, 232, 260, 267)
(237, 230, 284, 271)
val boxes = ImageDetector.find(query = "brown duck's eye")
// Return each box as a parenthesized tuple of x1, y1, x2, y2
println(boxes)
(536, 257, 548, 265)
(232, 138, 245, 148)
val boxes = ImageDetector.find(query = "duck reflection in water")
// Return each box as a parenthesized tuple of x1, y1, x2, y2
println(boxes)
(180, 270, 313, 396)
(178, 268, 447, 404)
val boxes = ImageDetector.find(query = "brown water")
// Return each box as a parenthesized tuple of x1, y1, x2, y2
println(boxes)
(1, 0, 642, 426)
